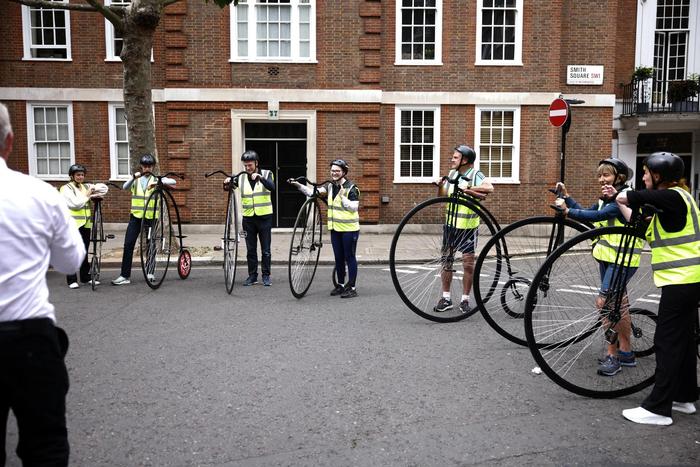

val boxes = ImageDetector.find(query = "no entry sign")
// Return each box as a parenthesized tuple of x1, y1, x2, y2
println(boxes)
(549, 98, 569, 127)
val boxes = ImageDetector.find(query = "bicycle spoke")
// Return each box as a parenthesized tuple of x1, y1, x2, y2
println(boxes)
(390, 198, 497, 322)
(525, 227, 657, 398)
(474, 217, 589, 346)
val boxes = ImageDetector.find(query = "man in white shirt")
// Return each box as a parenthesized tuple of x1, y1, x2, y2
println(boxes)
(0, 102, 84, 466)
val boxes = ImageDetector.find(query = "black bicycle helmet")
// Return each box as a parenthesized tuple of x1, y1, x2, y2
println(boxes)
(643, 152, 684, 184)
(68, 164, 86, 176)
(241, 150, 259, 162)
(455, 145, 476, 164)
(140, 153, 156, 166)
(330, 159, 349, 175)
(598, 157, 631, 183)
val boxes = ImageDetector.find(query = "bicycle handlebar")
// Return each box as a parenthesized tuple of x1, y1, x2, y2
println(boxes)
(139, 171, 185, 181)
(286, 176, 332, 188)
(205, 170, 247, 179)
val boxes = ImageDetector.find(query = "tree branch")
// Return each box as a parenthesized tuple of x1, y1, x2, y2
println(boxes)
(7, 0, 98, 12)
(83, 0, 124, 29)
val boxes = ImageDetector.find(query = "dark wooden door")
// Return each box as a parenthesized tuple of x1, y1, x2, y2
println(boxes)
(244, 123, 307, 227)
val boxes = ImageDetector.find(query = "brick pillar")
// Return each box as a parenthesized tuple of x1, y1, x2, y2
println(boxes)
(357, 113, 380, 223)
(163, 2, 191, 222)
(357, 1, 381, 223)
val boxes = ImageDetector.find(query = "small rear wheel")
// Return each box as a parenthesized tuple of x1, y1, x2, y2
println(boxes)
(178, 249, 191, 279)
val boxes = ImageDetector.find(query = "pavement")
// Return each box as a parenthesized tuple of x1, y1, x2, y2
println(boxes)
(100, 223, 432, 267)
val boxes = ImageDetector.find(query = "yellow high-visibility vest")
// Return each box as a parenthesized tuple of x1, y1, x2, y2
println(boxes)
(646, 186, 700, 287)
(327, 181, 360, 232)
(131, 175, 157, 219)
(445, 168, 480, 230)
(592, 187, 643, 267)
(240, 170, 274, 217)
(59, 182, 92, 229)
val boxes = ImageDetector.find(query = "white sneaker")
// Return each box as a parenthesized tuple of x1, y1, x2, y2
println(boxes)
(111, 276, 131, 286)
(147, 273, 155, 282)
(68, 282, 79, 289)
(672, 402, 697, 414)
(622, 407, 673, 426)
(83, 280, 100, 286)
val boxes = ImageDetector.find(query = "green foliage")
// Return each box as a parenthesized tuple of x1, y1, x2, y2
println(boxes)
(667, 77, 700, 102)
(632, 66, 653, 81)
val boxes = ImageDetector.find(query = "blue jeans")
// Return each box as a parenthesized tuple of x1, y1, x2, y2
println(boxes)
(242, 215, 272, 277)
(598, 261, 637, 295)
(330, 230, 359, 288)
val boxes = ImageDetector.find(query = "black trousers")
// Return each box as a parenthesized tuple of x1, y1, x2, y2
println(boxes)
(0, 318, 69, 466)
(242, 215, 272, 277)
(642, 282, 700, 417)
(66, 226, 91, 284)
(120, 214, 153, 279)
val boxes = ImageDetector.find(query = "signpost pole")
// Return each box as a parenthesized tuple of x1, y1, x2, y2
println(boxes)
(560, 113, 571, 182)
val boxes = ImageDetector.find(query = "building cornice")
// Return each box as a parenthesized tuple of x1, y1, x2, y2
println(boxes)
(0, 87, 616, 107)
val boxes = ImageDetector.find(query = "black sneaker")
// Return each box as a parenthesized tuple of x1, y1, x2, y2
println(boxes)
(243, 275, 258, 286)
(433, 298, 453, 312)
(459, 299, 471, 314)
(330, 285, 345, 296)
(340, 288, 358, 299)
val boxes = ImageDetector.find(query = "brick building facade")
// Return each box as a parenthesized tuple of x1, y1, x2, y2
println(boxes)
(0, 0, 635, 226)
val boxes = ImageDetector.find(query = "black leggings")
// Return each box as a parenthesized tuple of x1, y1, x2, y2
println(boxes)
(642, 282, 700, 416)
(331, 230, 359, 288)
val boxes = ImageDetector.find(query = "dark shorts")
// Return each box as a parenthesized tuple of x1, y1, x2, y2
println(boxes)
(442, 225, 478, 254)
(598, 261, 638, 296)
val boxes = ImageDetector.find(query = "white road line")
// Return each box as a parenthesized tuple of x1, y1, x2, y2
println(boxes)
(556, 289, 598, 296)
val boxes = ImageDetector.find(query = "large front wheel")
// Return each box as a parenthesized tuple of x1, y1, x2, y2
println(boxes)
(288, 199, 322, 298)
(389, 197, 497, 323)
(524, 226, 657, 398)
(140, 191, 173, 290)
(90, 202, 104, 291)
(223, 189, 239, 294)
(473, 216, 589, 346)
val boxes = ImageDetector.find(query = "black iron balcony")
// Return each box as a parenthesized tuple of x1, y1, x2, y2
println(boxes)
(621, 76, 700, 116)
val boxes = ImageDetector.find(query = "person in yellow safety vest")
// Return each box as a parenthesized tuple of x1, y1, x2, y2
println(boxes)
(614, 152, 700, 426)
(289, 159, 361, 298)
(111, 154, 176, 286)
(433, 145, 494, 314)
(554, 157, 642, 377)
(59, 164, 108, 289)
(231, 150, 275, 287)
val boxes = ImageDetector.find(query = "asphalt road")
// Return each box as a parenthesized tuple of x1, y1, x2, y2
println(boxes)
(5, 266, 698, 466)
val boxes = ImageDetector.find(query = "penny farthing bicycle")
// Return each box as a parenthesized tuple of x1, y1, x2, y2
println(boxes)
(205, 170, 247, 294)
(389, 173, 501, 323)
(286, 177, 334, 298)
(139, 171, 191, 289)
(86, 181, 121, 290)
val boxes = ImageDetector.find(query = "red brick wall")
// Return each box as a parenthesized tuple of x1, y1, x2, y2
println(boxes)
(0, 0, 623, 225)
(615, 0, 638, 98)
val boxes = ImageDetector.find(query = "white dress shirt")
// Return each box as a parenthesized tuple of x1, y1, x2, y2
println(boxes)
(0, 158, 85, 323)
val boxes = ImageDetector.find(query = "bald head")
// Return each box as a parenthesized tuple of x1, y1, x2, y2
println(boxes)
(0, 103, 13, 159)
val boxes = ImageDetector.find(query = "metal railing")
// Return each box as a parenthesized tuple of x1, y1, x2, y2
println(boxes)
(621, 76, 700, 116)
